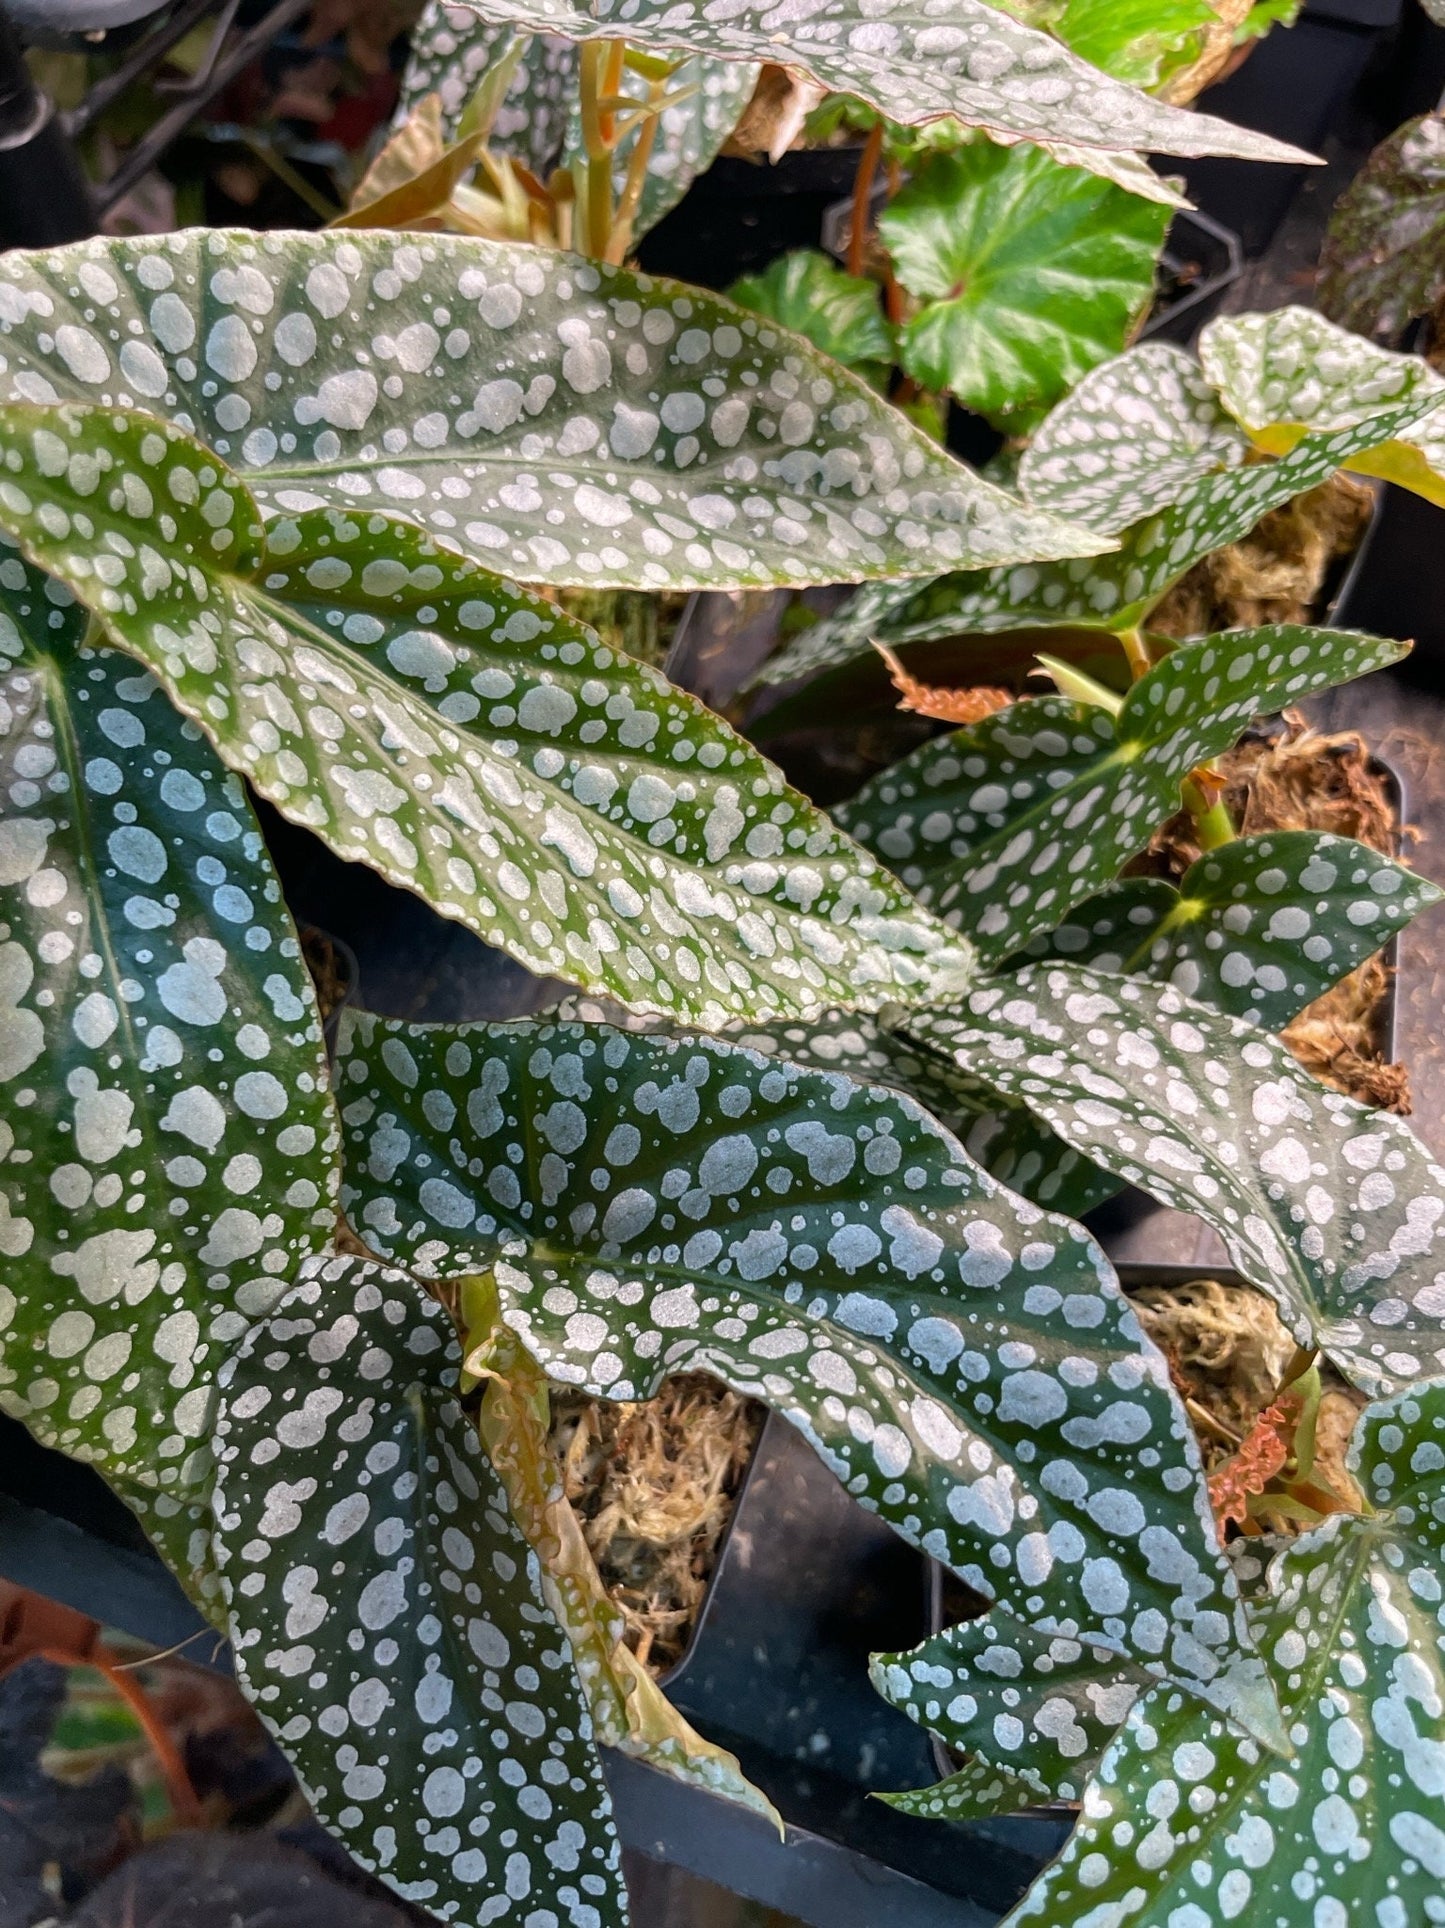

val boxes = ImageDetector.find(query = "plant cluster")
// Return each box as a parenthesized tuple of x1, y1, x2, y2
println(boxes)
(2, 5, 1445, 1928)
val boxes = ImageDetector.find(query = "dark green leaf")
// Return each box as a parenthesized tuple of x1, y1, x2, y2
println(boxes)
(1003, 1511, 1445, 1928)
(1319, 110, 1445, 342)
(422, 0, 1314, 180)
(0, 400, 972, 1026)
(726, 1007, 1119, 1218)
(1020, 831, 1442, 1029)
(913, 961, 1445, 1395)
(1350, 1374, 1445, 1558)
(754, 387, 1441, 684)
(833, 627, 1405, 961)
(1016, 341, 1248, 535)
(0, 232, 1098, 591)
(880, 144, 1171, 431)
(872, 1606, 1149, 1813)
(211, 1255, 625, 1927)
(336, 1010, 1282, 1742)
(0, 554, 338, 1496)
(728, 252, 894, 384)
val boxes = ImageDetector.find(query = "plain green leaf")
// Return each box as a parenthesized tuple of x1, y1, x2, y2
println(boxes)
(728, 252, 894, 385)
(211, 1255, 626, 1928)
(0, 399, 974, 1027)
(0, 231, 1103, 591)
(913, 961, 1445, 1395)
(880, 144, 1171, 431)
(1047, 0, 1217, 90)
(833, 627, 1406, 961)
(872, 1606, 1150, 1812)
(335, 1010, 1283, 1743)
(422, 0, 1315, 184)
(753, 385, 1442, 685)
(1004, 1513, 1445, 1928)
(1019, 830, 1442, 1029)
(1016, 341, 1248, 536)
(1319, 110, 1445, 343)
(0, 553, 338, 1495)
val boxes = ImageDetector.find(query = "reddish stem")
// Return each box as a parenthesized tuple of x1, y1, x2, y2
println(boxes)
(847, 121, 884, 278)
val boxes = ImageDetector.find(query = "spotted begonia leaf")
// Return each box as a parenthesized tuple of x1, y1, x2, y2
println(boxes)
(726, 1008, 1118, 1219)
(1200, 305, 1445, 509)
(398, 3, 758, 243)
(1015, 341, 1249, 536)
(1020, 831, 1441, 1031)
(879, 144, 1172, 433)
(1003, 1512, 1445, 1928)
(0, 402, 972, 1027)
(336, 1010, 1283, 1742)
(872, 1606, 1150, 1813)
(1351, 1377, 1445, 1559)
(0, 231, 1104, 594)
(833, 627, 1406, 962)
(912, 962, 1445, 1396)
(752, 391, 1439, 685)
(426, 0, 1315, 182)
(1319, 112, 1445, 345)
(210, 1255, 625, 1927)
(0, 556, 338, 1494)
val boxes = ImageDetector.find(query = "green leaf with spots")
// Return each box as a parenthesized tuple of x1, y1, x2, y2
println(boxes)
(726, 1007, 1119, 1219)
(872, 1607, 1150, 1815)
(727, 253, 894, 388)
(1200, 304, 1445, 508)
(751, 387, 1441, 686)
(833, 627, 1405, 962)
(1019, 831, 1442, 1029)
(0, 400, 973, 1027)
(0, 230, 1104, 593)
(423, 0, 1314, 187)
(1004, 1510, 1445, 1928)
(398, 3, 758, 243)
(1015, 341, 1249, 536)
(210, 1255, 626, 1928)
(879, 143, 1171, 432)
(335, 1009, 1282, 1743)
(1350, 1376, 1445, 1558)
(911, 961, 1445, 1395)
(1319, 111, 1445, 344)
(0, 555, 339, 1497)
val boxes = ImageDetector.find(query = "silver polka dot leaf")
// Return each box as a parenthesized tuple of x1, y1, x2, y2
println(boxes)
(0, 399, 974, 1028)
(1200, 304, 1445, 509)
(727, 1007, 1119, 1220)
(0, 552, 339, 1496)
(211, 1255, 627, 1928)
(1352, 1376, 1445, 1558)
(425, 0, 1316, 185)
(1015, 340, 1249, 537)
(1018, 830, 1442, 1032)
(1001, 1507, 1445, 1928)
(753, 382, 1443, 688)
(833, 627, 1407, 965)
(871, 1604, 1151, 1816)
(912, 962, 1445, 1397)
(0, 230, 1105, 593)
(398, 2, 758, 244)
(336, 1009, 1285, 1745)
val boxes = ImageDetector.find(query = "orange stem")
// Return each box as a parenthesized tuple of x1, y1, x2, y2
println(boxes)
(46, 1646, 201, 1822)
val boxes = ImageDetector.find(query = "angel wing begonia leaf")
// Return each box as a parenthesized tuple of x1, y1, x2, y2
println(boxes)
(333, 1009, 1282, 1742)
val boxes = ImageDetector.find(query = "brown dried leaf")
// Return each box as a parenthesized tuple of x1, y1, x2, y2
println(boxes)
(874, 641, 1014, 725)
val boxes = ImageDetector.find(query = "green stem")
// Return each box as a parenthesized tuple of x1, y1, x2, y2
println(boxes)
(1180, 775, 1236, 850)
